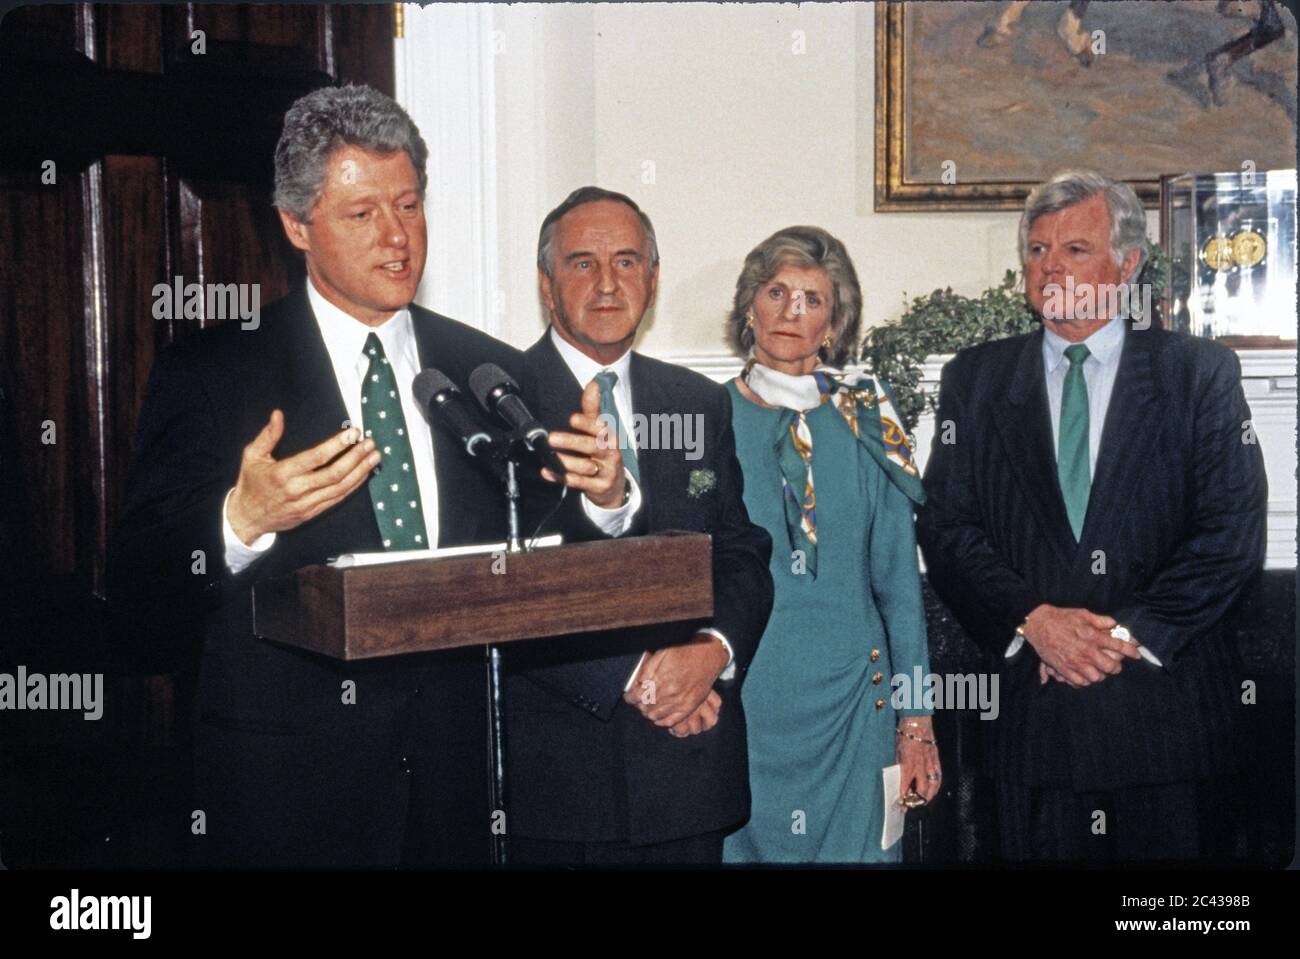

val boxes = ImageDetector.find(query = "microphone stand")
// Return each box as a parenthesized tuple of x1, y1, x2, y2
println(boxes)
(505, 458, 522, 554)
(487, 438, 530, 865)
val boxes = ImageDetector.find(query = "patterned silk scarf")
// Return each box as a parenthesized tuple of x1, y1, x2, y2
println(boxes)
(743, 358, 925, 578)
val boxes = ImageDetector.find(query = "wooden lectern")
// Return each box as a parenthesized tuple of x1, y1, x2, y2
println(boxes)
(251, 531, 714, 865)
(252, 531, 714, 658)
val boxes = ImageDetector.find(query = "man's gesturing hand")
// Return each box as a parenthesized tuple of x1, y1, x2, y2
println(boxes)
(1022, 603, 1140, 687)
(227, 410, 380, 545)
(623, 633, 730, 729)
(539, 380, 627, 508)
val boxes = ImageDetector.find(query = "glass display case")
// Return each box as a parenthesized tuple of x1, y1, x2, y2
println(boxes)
(1160, 170, 1297, 346)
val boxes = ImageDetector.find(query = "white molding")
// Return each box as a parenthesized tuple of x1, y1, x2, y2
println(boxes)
(656, 352, 878, 384)
(395, 4, 500, 335)
(1236, 349, 1297, 380)
(654, 352, 742, 383)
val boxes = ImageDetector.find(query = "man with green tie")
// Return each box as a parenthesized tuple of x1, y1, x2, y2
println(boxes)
(109, 84, 525, 867)
(917, 170, 1267, 862)
(504, 187, 774, 864)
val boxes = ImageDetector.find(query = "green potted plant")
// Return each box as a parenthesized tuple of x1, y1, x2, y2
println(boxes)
(860, 241, 1169, 435)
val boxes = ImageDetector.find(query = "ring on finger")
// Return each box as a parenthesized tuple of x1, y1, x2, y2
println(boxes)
(927, 771, 941, 782)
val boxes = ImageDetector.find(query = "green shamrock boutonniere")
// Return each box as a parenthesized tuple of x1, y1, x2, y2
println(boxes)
(687, 468, 716, 498)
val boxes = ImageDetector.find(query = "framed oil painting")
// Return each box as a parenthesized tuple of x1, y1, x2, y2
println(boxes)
(874, 0, 1298, 211)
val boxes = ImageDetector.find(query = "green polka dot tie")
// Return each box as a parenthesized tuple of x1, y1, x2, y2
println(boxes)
(361, 333, 428, 550)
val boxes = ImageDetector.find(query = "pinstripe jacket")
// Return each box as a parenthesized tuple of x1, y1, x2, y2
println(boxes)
(916, 325, 1266, 790)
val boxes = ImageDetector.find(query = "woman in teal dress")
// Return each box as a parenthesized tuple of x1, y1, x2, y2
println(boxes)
(721, 226, 941, 864)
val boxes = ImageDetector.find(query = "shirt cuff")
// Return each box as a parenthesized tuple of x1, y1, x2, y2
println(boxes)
(623, 651, 650, 693)
(1005, 634, 1025, 659)
(697, 627, 736, 681)
(1137, 645, 1164, 668)
(580, 470, 643, 537)
(223, 488, 275, 574)
(621, 630, 735, 697)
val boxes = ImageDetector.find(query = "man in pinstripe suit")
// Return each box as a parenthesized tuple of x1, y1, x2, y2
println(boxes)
(917, 170, 1267, 862)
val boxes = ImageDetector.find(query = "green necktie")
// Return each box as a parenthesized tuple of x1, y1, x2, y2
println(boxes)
(593, 369, 639, 484)
(1058, 343, 1091, 541)
(361, 333, 428, 550)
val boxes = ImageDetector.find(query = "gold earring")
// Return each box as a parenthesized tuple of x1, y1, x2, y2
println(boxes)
(744, 312, 755, 329)
(822, 333, 833, 350)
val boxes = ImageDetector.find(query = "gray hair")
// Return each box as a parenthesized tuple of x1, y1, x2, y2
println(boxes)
(726, 226, 862, 368)
(273, 84, 429, 222)
(537, 186, 660, 278)
(1019, 169, 1148, 281)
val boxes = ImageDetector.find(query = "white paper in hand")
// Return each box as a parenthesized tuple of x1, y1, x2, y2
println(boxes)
(882, 763, 906, 851)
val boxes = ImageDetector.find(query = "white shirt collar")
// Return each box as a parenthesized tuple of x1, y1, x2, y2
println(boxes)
(1042, 315, 1125, 373)
(548, 326, 632, 388)
(306, 278, 415, 373)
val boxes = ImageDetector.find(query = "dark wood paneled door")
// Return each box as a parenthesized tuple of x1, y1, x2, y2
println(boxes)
(0, 2, 396, 867)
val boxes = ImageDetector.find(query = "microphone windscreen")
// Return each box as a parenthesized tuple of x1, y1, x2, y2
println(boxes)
(413, 368, 457, 410)
(468, 363, 517, 409)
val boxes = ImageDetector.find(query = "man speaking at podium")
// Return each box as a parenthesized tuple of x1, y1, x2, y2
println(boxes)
(108, 85, 522, 867)
(504, 187, 774, 864)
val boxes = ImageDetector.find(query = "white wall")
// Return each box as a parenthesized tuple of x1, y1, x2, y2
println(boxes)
(399, 1, 1042, 353)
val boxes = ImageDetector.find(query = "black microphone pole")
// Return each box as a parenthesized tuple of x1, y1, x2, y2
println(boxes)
(413, 366, 519, 865)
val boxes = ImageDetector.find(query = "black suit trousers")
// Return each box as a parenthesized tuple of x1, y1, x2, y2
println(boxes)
(994, 776, 1233, 863)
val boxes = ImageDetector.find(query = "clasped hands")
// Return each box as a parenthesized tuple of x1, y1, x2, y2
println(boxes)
(623, 633, 731, 739)
(1022, 603, 1141, 688)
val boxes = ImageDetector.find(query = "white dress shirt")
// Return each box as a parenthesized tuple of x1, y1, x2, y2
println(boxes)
(223, 280, 440, 572)
(1006, 315, 1161, 666)
(547, 328, 735, 686)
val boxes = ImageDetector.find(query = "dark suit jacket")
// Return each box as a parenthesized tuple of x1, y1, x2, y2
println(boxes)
(504, 333, 774, 846)
(916, 325, 1266, 791)
(107, 283, 525, 866)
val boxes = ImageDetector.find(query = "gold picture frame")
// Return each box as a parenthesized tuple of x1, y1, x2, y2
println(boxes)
(873, 1, 1296, 212)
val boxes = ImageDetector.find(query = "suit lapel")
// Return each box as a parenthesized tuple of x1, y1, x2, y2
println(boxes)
(993, 328, 1077, 563)
(412, 313, 482, 546)
(276, 282, 382, 552)
(280, 283, 351, 442)
(526, 332, 604, 536)
(1074, 327, 1162, 552)
(628, 352, 666, 528)
(529, 332, 586, 427)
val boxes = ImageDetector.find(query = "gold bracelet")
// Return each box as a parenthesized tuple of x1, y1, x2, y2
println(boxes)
(896, 729, 937, 746)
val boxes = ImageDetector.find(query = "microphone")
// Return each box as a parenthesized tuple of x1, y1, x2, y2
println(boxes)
(412, 368, 509, 476)
(469, 364, 547, 446)
(468, 363, 565, 475)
